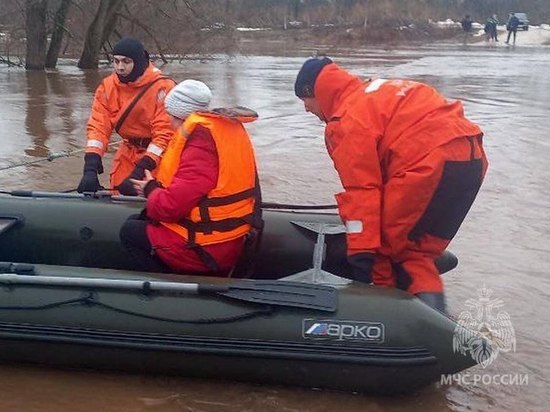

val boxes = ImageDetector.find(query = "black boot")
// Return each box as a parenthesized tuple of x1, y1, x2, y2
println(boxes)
(415, 292, 447, 313)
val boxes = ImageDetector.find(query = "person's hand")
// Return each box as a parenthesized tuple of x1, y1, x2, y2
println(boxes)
(117, 156, 156, 196)
(129, 169, 154, 197)
(77, 171, 101, 193)
(77, 153, 103, 193)
(117, 178, 138, 196)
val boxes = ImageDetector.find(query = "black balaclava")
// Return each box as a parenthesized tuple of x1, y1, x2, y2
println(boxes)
(112, 37, 149, 83)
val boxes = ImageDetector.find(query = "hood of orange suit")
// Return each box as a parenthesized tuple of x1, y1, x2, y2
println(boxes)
(314, 63, 364, 121)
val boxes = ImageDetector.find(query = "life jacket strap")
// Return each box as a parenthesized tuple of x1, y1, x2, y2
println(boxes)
(186, 242, 220, 273)
(180, 173, 264, 276)
(179, 214, 256, 234)
(195, 187, 257, 235)
(200, 188, 256, 207)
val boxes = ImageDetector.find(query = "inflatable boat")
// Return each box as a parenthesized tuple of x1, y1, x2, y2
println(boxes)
(0, 190, 480, 394)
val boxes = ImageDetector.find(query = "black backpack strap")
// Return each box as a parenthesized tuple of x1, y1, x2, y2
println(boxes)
(115, 76, 176, 134)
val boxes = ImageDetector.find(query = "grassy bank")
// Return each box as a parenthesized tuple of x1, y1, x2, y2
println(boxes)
(236, 23, 464, 53)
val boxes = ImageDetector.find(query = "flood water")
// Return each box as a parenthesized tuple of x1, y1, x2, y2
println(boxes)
(1, 44, 549, 411)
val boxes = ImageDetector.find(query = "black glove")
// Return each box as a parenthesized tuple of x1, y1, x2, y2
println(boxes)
(117, 155, 157, 196)
(347, 252, 375, 284)
(77, 153, 103, 193)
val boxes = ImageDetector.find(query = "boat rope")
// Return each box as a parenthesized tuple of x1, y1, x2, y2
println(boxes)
(0, 292, 275, 324)
(0, 139, 123, 172)
(0, 189, 338, 210)
(90, 297, 275, 324)
(261, 202, 336, 210)
(0, 296, 88, 311)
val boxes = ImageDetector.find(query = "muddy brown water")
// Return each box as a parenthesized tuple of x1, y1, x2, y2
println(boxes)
(0, 44, 549, 411)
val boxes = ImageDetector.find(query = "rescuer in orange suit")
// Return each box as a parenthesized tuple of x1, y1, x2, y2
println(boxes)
(77, 37, 175, 195)
(295, 57, 488, 312)
(119, 80, 261, 275)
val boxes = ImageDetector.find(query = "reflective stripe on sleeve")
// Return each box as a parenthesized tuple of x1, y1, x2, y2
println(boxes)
(365, 79, 387, 93)
(345, 220, 363, 234)
(147, 143, 164, 157)
(86, 139, 104, 149)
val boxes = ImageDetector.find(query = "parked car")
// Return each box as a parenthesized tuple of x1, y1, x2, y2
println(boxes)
(514, 13, 529, 31)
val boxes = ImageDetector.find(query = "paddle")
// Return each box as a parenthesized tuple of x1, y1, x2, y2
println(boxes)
(0, 274, 338, 312)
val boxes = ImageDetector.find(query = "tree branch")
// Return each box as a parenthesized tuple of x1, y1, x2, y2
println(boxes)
(0, 54, 24, 67)
(117, 12, 169, 64)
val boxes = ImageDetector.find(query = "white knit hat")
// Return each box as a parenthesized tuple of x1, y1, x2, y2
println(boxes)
(164, 79, 212, 119)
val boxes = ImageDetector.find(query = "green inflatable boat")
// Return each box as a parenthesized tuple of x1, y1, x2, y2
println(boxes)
(0, 190, 482, 394)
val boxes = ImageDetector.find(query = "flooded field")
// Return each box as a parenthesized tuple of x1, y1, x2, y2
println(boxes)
(0, 44, 549, 411)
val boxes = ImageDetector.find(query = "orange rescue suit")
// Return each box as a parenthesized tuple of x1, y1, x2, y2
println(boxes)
(156, 111, 258, 246)
(315, 64, 488, 294)
(85, 65, 175, 188)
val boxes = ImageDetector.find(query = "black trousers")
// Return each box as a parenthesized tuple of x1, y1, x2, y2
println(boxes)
(119, 214, 169, 273)
(506, 29, 517, 43)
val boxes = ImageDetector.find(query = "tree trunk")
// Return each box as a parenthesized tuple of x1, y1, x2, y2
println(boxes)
(290, 0, 300, 21)
(77, 0, 126, 69)
(25, 0, 48, 70)
(45, 0, 72, 69)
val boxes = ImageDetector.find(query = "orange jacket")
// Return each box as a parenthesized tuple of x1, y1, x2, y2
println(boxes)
(156, 111, 258, 246)
(315, 63, 483, 253)
(85, 65, 175, 186)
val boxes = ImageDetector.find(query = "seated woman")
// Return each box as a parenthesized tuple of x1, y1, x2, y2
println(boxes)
(119, 79, 261, 275)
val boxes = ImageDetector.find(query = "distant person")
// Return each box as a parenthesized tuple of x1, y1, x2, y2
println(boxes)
(505, 13, 520, 45)
(119, 80, 261, 275)
(294, 57, 488, 312)
(485, 14, 499, 42)
(77, 37, 176, 195)
(461, 14, 473, 43)
(461, 14, 473, 33)
(483, 19, 492, 41)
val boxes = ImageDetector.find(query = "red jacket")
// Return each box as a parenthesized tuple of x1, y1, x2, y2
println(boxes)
(145, 125, 243, 274)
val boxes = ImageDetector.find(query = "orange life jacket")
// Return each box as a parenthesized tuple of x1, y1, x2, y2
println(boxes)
(156, 111, 258, 246)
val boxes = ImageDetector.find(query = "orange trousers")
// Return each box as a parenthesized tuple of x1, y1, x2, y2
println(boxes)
(373, 136, 488, 294)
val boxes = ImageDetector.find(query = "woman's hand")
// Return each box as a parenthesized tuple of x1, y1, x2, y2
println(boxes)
(130, 169, 154, 197)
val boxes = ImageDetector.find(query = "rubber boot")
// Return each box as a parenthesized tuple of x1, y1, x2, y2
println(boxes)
(415, 292, 447, 313)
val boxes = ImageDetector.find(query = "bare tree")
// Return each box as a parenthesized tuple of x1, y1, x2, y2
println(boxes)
(289, 0, 300, 20)
(45, 0, 72, 68)
(5, 0, 547, 71)
(77, 0, 126, 69)
(25, 0, 48, 70)
(22, 0, 72, 70)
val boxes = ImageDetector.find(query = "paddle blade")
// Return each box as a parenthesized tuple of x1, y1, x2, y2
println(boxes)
(205, 280, 338, 312)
